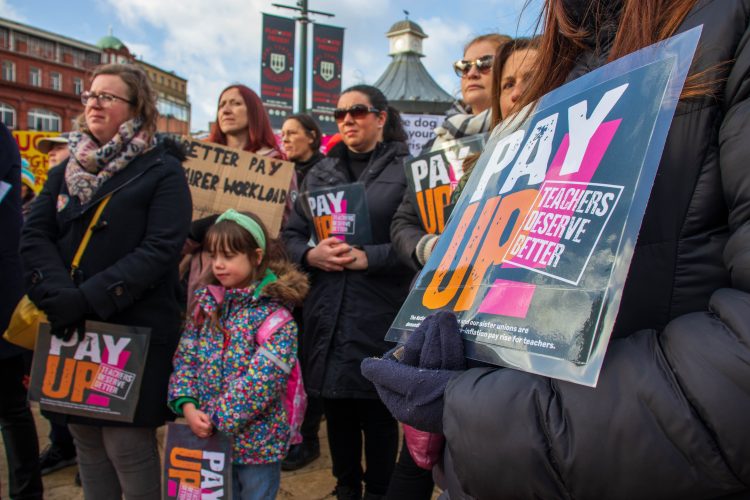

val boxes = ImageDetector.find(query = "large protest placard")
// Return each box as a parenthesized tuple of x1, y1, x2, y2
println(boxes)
(405, 134, 486, 234)
(387, 28, 701, 387)
(163, 423, 232, 500)
(29, 321, 150, 422)
(181, 138, 295, 237)
(12, 130, 60, 191)
(303, 183, 372, 245)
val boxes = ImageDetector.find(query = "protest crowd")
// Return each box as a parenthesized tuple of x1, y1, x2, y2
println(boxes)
(1, 0, 749, 499)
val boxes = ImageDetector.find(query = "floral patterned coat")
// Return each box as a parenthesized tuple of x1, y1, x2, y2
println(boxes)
(169, 263, 309, 464)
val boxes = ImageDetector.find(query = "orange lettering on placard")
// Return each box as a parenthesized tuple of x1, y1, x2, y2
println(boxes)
(70, 361, 98, 403)
(422, 200, 487, 309)
(433, 185, 452, 233)
(169, 447, 202, 487)
(415, 189, 437, 234)
(42, 356, 75, 398)
(314, 215, 332, 240)
(454, 189, 537, 310)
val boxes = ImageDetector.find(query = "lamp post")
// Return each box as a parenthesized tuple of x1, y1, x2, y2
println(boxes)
(271, 0, 334, 113)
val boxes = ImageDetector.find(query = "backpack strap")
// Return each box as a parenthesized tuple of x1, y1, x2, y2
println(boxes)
(256, 308, 294, 374)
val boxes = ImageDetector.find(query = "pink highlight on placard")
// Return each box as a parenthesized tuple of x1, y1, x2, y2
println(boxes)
(101, 348, 131, 369)
(168, 480, 178, 497)
(478, 279, 536, 318)
(85, 393, 111, 407)
(547, 119, 621, 182)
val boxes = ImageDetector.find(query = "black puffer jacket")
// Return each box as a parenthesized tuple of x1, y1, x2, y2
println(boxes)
(282, 141, 414, 399)
(21, 139, 192, 427)
(443, 1, 750, 498)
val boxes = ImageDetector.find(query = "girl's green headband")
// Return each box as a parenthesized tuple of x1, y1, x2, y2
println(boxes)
(215, 209, 266, 251)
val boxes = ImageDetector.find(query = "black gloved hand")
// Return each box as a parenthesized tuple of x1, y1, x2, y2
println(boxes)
(49, 322, 85, 343)
(38, 288, 89, 329)
(361, 311, 466, 433)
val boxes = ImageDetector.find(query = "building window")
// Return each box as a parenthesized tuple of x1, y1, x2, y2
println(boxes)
(0, 28, 8, 50)
(50, 72, 62, 91)
(1, 61, 14, 81)
(0, 103, 16, 129)
(73, 77, 83, 95)
(29, 67, 41, 87)
(157, 98, 189, 122)
(28, 108, 61, 132)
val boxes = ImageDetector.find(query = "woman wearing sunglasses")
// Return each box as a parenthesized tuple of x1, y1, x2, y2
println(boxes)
(282, 85, 412, 500)
(21, 64, 191, 499)
(425, 33, 510, 152)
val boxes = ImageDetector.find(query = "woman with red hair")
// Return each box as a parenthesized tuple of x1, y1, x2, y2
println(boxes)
(183, 84, 288, 309)
(207, 84, 281, 157)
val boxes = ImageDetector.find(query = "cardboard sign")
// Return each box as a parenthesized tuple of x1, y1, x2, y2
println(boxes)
(181, 138, 295, 237)
(387, 28, 701, 387)
(405, 134, 486, 234)
(163, 423, 232, 500)
(29, 321, 150, 422)
(303, 183, 372, 245)
(12, 130, 60, 191)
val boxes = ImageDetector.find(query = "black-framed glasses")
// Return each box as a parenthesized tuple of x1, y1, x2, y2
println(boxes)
(333, 104, 381, 122)
(81, 91, 133, 107)
(453, 55, 494, 77)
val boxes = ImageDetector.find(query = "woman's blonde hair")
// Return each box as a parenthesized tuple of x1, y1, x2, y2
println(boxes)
(76, 64, 159, 139)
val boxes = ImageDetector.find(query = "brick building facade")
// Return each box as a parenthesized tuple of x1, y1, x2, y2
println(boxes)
(0, 17, 190, 134)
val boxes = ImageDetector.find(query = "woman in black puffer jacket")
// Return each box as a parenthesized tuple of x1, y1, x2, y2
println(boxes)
(282, 85, 413, 500)
(437, 1, 750, 498)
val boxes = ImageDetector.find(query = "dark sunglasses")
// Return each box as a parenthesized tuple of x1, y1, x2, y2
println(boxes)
(453, 55, 494, 77)
(333, 104, 381, 122)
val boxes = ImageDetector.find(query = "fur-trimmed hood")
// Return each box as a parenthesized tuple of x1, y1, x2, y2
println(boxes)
(263, 260, 309, 306)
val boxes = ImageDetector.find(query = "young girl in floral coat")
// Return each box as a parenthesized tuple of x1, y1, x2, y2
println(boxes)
(169, 209, 308, 500)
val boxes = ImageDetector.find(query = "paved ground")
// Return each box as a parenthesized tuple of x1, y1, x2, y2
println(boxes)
(0, 403, 336, 499)
(1, 404, 441, 499)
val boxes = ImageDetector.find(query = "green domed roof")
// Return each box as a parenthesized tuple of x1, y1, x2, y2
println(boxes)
(387, 20, 426, 38)
(97, 35, 125, 50)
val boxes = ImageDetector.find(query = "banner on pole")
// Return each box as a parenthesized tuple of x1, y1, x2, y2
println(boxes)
(386, 28, 702, 387)
(312, 23, 345, 135)
(261, 14, 296, 129)
(181, 138, 295, 238)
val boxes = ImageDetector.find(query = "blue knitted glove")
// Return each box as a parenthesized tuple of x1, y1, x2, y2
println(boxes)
(361, 311, 466, 433)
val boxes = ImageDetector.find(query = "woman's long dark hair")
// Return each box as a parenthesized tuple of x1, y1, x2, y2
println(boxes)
(490, 37, 539, 128)
(341, 84, 408, 143)
(520, 0, 708, 111)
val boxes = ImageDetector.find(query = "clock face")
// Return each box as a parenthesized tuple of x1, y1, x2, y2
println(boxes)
(395, 38, 405, 51)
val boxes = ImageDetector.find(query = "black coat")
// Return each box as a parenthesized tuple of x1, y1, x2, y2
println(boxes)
(442, 1, 750, 498)
(21, 139, 192, 427)
(282, 141, 414, 399)
(0, 123, 25, 359)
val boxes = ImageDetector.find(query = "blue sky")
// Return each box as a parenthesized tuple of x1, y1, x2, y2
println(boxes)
(3, 0, 542, 132)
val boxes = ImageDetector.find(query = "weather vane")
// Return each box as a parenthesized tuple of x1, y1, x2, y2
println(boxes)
(403, 10, 409, 20)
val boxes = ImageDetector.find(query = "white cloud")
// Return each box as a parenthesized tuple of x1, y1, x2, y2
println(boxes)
(0, 0, 24, 21)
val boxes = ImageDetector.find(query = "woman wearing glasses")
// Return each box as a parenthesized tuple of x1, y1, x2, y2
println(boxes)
(21, 64, 191, 499)
(425, 33, 510, 151)
(282, 85, 412, 500)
